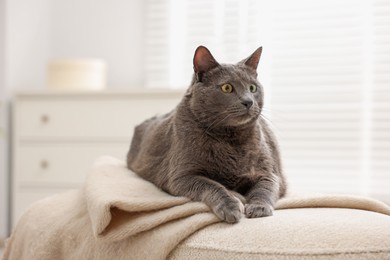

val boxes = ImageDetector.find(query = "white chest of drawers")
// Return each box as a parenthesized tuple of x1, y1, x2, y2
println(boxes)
(12, 90, 183, 226)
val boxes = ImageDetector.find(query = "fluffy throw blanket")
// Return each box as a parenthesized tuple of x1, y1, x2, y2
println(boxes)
(4, 156, 390, 260)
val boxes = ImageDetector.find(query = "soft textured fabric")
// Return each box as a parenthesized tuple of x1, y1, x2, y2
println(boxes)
(170, 208, 390, 259)
(3, 156, 390, 260)
(4, 156, 219, 260)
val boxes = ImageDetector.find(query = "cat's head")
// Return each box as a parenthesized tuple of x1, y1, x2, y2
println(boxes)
(186, 46, 264, 130)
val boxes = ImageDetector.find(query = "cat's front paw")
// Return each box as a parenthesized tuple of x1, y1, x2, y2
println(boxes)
(245, 203, 273, 218)
(213, 198, 243, 223)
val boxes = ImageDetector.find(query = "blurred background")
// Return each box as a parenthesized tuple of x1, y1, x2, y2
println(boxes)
(1, 0, 390, 240)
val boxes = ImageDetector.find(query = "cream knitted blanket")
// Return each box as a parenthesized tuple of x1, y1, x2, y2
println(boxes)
(4, 156, 390, 260)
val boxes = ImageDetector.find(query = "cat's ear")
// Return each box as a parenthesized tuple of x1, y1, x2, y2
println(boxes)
(242, 46, 263, 71)
(193, 46, 219, 81)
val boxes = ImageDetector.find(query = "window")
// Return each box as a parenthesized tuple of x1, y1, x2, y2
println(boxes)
(145, 0, 390, 204)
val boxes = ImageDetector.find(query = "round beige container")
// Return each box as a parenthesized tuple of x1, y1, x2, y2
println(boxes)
(47, 59, 107, 90)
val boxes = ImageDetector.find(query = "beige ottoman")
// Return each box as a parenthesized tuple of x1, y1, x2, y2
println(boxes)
(170, 207, 390, 259)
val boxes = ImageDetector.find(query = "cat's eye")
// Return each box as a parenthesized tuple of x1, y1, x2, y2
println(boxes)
(221, 84, 233, 93)
(249, 84, 257, 93)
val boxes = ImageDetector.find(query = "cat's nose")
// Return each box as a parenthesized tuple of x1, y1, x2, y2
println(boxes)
(241, 99, 253, 109)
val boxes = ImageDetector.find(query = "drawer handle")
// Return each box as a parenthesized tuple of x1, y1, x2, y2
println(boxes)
(40, 160, 49, 169)
(41, 114, 50, 124)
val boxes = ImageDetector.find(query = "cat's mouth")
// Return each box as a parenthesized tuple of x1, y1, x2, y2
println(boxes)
(231, 109, 260, 126)
(236, 116, 253, 125)
(239, 113, 258, 125)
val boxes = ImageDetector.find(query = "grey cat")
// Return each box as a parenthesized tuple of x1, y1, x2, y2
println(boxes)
(127, 46, 287, 223)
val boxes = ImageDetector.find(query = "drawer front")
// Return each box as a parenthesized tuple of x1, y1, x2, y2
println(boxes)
(17, 143, 130, 184)
(17, 96, 181, 139)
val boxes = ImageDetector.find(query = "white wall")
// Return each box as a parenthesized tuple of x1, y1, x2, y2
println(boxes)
(5, 0, 51, 91)
(0, 0, 8, 239)
(50, 0, 145, 88)
(1, 0, 146, 237)
(6, 0, 145, 91)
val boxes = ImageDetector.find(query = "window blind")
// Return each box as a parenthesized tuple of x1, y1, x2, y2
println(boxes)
(269, 0, 365, 196)
(144, 0, 390, 204)
(371, 0, 390, 203)
(145, 0, 171, 88)
(145, 0, 264, 88)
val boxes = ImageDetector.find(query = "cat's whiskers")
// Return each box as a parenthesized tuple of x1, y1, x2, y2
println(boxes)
(205, 112, 232, 133)
(260, 114, 272, 123)
(227, 106, 261, 118)
(191, 110, 232, 135)
(194, 111, 226, 125)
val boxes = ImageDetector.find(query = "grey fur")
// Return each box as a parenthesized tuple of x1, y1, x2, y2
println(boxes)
(127, 46, 287, 223)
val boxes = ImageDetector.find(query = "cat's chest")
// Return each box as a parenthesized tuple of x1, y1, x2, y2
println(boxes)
(201, 139, 262, 180)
